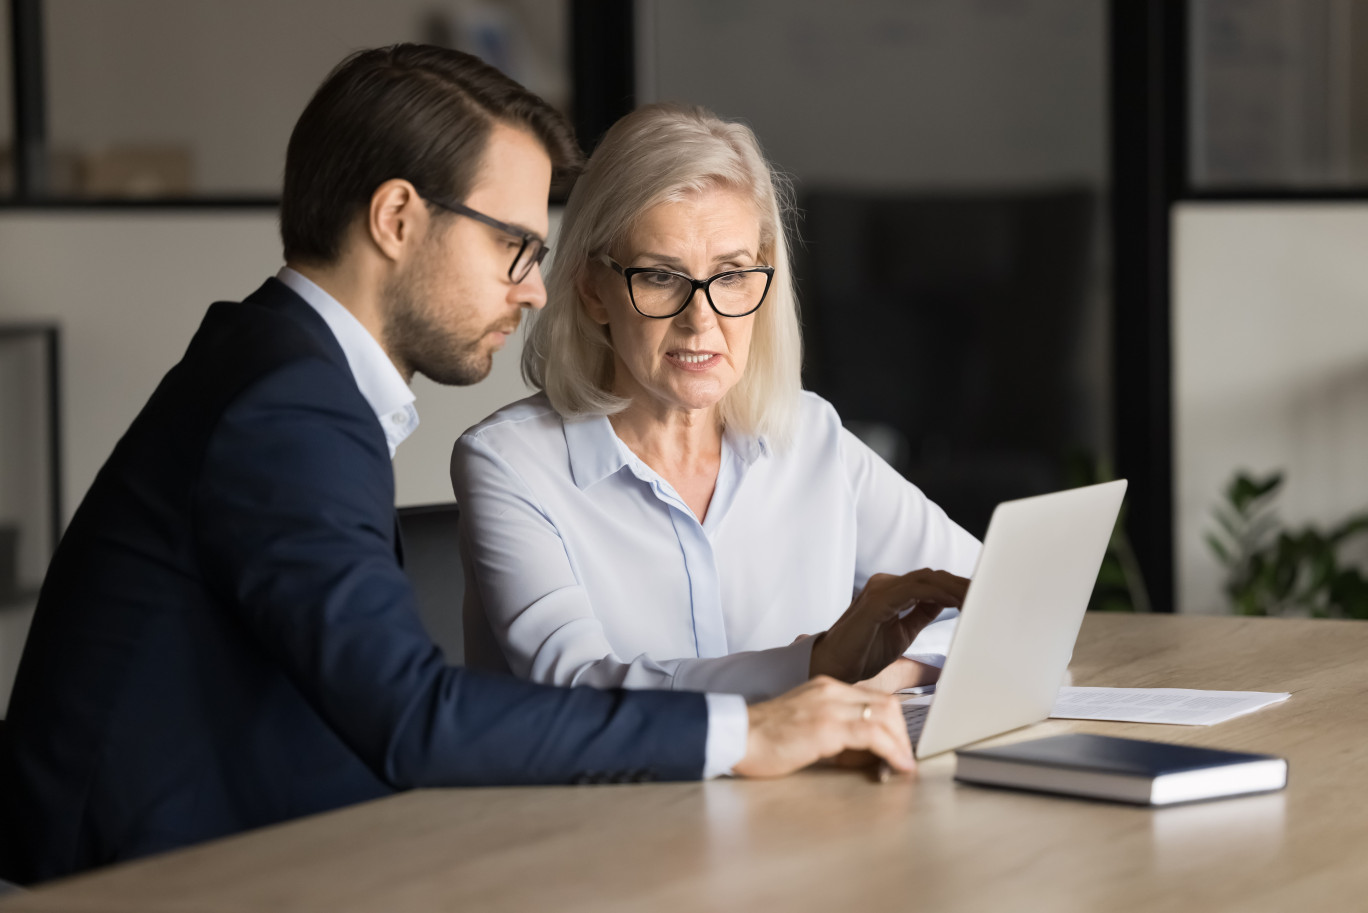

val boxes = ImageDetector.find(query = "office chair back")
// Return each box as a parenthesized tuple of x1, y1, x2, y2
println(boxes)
(396, 503, 464, 665)
(0, 718, 21, 892)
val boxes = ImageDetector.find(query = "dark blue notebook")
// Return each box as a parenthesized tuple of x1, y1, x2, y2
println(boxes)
(954, 733, 1287, 805)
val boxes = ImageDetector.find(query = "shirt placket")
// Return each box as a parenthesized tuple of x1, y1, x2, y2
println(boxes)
(636, 437, 753, 660)
(632, 469, 727, 660)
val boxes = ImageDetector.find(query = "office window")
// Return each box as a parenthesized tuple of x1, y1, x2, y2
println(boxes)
(1190, 0, 1368, 188)
(40, 0, 569, 198)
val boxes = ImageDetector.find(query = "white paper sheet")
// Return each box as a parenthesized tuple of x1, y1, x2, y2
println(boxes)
(1049, 687, 1291, 726)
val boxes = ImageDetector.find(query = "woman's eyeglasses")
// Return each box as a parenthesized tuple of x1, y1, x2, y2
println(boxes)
(602, 256, 774, 319)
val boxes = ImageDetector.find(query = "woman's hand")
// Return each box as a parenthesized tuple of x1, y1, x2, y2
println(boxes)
(808, 569, 969, 685)
(856, 657, 941, 694)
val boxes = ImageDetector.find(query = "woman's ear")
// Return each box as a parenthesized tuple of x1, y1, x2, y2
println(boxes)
(578, 265, 611, 325)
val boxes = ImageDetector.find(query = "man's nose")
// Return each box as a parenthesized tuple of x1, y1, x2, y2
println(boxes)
(515, 266, 548, 310)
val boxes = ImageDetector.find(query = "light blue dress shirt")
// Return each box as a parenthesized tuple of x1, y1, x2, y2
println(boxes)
(452, 392, 983, 769)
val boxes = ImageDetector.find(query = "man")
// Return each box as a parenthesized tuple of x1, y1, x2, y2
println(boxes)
(0, 45, 944, 884)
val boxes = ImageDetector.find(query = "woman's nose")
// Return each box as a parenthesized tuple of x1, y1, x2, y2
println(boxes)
(673, 286, 716, 330)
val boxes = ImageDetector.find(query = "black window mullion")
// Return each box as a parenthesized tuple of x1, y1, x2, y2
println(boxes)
(10, 0, 48, 199)
(1110, 0, 1183, 613)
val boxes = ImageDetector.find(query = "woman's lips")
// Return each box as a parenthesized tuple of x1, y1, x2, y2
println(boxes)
(666, 351, 720, 371)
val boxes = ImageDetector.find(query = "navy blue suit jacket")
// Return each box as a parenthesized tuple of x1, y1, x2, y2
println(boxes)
(0, 280, 708, 884)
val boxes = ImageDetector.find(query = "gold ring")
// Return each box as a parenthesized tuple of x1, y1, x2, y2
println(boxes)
(861, 703, 872, 722)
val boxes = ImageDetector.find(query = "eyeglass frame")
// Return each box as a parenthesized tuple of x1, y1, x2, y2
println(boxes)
(601, 256, 775, 319)
(420, 194, 549, 283)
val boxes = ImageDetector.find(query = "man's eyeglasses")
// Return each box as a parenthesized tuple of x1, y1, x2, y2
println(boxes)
(422, 195, 549, 283)
(602, 256, 774, 319)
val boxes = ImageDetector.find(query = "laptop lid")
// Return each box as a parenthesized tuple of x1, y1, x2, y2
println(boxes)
(914, 479, 1127, 759)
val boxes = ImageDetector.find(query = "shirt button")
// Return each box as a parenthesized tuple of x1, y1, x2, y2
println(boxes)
(390, 413, 406, 425)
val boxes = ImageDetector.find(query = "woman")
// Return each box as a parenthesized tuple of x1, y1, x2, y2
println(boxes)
(451, 104, 980, 701)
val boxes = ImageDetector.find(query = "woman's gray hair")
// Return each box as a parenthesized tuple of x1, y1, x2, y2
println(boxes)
(522, 102, 803, 448)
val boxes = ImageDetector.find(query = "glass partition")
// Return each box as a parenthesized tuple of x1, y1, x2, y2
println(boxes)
(38, 0, 569, 199)
(1190, 0, 1368, 188)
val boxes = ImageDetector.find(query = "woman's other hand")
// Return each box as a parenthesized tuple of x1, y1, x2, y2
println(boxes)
(808, 569, 969, 684)
(855, 657, 941, 694)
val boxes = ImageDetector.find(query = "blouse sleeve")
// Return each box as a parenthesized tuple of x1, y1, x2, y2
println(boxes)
(452, 431, 814, 702)
(838, 423, 983, 666)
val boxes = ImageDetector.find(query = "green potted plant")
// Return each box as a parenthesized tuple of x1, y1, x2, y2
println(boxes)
(1206, 471, 1368, 618)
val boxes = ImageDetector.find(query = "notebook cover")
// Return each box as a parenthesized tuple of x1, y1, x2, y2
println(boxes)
(955, 733, 1281, 776)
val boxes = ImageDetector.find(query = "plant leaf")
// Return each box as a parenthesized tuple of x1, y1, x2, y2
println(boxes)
(1206, 533, 1232, 566)
(1252, 471, 1284, 499)
(1212, 506, 1243, 542)
(1330, 514, 1368, 544)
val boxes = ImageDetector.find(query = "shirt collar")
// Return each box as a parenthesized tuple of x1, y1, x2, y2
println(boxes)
(563, 415, 634, 490)
(562, 411, 767, 491)
(276, 266, 419, 455)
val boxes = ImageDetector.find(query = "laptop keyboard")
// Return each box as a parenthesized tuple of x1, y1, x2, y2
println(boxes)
(902, 702, 930, 741)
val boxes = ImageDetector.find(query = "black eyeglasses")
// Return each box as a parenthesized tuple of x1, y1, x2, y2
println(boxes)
(603, 256, 774, 319)
(421, 195, 549, 283)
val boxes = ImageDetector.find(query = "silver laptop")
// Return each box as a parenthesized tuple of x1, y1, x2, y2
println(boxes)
(904, 479, 1128, 759)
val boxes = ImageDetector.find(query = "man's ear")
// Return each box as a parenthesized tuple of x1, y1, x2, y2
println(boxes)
(578, 265, 611, 325)
(368, 179, 428, 263)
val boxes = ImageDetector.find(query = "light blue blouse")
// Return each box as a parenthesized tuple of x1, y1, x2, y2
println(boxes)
(451, 391, 982, 703)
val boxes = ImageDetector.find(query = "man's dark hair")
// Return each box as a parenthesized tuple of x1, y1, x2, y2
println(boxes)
(281, 43, 582, 265)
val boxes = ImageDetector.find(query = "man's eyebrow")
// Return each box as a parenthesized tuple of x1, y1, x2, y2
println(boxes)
(505, 221, 545, 242)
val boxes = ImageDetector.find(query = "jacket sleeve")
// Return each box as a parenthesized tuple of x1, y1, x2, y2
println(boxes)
(193, 358, 707, 786)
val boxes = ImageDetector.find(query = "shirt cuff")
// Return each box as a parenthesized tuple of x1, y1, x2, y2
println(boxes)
(747, 636, 817, 698)
(669, 636, 816, 702)
(702, 693, 749, 778)
(903, 609, 958, 668)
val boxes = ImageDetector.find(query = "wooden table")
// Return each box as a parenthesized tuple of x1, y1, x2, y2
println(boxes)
(5, 614, 1366, 912)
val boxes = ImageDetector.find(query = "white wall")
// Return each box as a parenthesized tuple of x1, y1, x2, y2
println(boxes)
(1173, 203, 1368, 613)
(0, 211, 544, 513)
(0, 211, 546, 704)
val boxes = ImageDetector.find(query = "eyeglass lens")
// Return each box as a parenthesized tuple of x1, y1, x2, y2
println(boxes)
(510, 239, 547, 283)
(630, 270, 768, 317)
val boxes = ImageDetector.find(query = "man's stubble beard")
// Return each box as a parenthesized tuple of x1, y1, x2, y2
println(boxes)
(382, 251, 502, 388)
